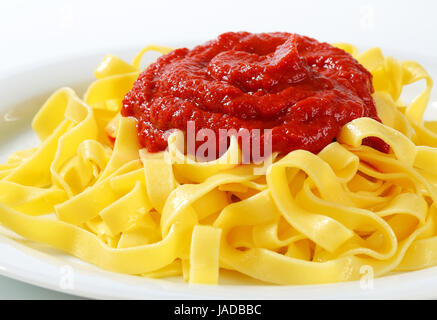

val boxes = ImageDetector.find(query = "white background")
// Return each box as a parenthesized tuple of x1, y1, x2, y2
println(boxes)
(1, 0, 436, 76)
(0, 0, 435, 299)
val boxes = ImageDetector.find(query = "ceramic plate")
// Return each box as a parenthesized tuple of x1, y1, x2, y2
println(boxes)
(0, 47, 437, 300)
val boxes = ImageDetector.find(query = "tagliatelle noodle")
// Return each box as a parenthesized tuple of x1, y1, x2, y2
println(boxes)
(0, 43, 437, 285)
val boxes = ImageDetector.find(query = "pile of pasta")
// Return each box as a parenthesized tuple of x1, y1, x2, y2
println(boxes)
(0, 44, 436, 285)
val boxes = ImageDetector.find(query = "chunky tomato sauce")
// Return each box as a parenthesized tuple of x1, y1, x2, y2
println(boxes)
(122, 32, 388, 155)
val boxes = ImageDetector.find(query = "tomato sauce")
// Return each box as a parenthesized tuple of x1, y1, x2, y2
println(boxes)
(122, 32, 388, 156)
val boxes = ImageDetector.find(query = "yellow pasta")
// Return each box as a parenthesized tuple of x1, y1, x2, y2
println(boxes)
(0, 43, 436, 286)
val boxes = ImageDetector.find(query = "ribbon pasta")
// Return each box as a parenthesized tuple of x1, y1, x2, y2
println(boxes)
(0, 44, 436, 285)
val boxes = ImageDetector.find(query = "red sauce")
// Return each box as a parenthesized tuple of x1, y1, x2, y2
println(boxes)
(122, 32, 388, 156)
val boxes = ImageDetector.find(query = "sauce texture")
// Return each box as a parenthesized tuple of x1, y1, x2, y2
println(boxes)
(122, 32, 388, 155)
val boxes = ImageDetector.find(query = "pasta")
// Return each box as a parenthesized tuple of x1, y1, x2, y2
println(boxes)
(0, 42, 436, 285)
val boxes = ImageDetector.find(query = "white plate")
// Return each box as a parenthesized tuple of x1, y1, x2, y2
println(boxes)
(0, 47, 437, 300)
